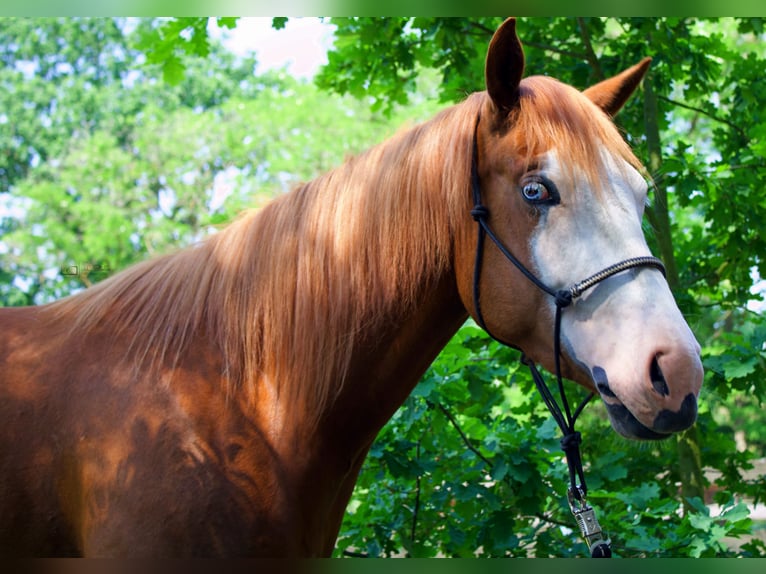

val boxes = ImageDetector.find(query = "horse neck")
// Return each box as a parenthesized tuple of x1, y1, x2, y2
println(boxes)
(230, 98, 482, 438)
(224, 105, 482, 552)
(268, 270, 467, 556)
(320, 272, 467, 449)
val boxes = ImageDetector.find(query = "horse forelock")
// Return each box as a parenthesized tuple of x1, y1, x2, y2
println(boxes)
(509, 75, 646, 196)
(50, 93, 485, 427)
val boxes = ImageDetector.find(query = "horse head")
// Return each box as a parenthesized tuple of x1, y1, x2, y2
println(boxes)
(459, 18, 703, 440)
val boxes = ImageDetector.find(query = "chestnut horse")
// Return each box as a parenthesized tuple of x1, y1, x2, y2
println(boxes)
(0, 19, 702, 556)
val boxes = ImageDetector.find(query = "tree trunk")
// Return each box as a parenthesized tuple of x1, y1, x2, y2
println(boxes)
(642, 68, 706, 511)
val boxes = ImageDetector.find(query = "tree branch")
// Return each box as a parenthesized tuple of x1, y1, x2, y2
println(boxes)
(410, 440, 422, 550)
(430, 401, 494, 469)
(521, 41, 587, 61)
(466, 21, 498, 36)
(657, 94, 748, 140)
(532, 512, 576, 530)
(576, 18, 604, 80)
(342, 549, 369, 558)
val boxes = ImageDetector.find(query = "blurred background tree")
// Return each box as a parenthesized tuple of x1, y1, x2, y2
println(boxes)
(1, 17, 764, 557)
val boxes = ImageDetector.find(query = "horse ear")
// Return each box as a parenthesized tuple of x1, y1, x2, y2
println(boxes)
(583, 57, 652, 117)
(485, 18, 525, 114)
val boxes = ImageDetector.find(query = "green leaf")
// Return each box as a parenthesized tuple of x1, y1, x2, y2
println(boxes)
(617, 482, 661, 509)
(490, 458, 509, 482)
(217, 17, 238, 30)
(161, 55, 186, 85)
(724, 357, 757, 380)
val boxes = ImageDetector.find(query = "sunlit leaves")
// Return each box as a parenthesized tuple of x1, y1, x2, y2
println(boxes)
(134, 17, 221, 84)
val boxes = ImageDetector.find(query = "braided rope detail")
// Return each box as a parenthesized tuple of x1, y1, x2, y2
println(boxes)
(569, 256, 666, 300)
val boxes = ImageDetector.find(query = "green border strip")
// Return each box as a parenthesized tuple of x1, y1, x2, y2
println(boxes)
(1, 1, 765, 17)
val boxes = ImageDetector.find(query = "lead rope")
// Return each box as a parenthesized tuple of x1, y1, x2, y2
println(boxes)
(469, 115, 665, 558)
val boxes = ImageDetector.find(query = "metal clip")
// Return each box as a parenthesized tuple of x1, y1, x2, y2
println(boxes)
(568, 487, 611, 558)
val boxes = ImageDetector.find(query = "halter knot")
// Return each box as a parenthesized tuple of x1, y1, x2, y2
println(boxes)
(470, 205, 489, 222)
(559, 430, 582, 453)
(560, 430, 586, 502)
(555, 289, 574, 309)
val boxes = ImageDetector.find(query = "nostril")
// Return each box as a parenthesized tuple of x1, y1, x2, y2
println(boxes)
(592, 366, 616, 397)
(650, 355, 670, 396)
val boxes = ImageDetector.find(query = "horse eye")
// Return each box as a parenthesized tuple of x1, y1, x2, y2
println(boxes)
(521, 181, 550, 203)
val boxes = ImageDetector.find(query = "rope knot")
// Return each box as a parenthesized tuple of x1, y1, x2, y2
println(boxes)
(560, 431, 582, 454)
(555, 289, 573, 308)
(470, 205, 489, 221)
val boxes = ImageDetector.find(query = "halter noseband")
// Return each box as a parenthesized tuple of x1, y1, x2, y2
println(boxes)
(469, 115, 665, 558)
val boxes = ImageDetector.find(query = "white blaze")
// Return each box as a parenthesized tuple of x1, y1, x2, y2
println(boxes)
(528, 148, 701, 429)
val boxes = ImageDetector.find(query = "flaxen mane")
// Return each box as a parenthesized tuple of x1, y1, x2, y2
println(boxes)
(49, 79, 641, 421)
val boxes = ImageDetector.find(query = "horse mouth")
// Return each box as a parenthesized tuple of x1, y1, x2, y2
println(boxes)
(591, 365, 698, 440)
(602, 401, 673, 440)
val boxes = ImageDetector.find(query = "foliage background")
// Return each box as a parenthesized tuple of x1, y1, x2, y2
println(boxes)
(1, 17, 765, 557)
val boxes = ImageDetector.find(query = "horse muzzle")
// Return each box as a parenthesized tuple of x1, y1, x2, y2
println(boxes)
(592, 348, 703, 440)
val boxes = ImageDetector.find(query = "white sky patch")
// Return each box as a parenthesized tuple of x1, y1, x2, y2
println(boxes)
(748, 267, 766, 313)
(0, 194, 31, 220)
(210, 166, 239, 212)
(209, 17, 335, 80)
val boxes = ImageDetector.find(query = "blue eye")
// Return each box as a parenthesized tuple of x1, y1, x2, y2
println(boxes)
(520, 176, 559, 205)
(521, 181, 550, 203)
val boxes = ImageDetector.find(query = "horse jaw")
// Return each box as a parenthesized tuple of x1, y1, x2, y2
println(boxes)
(529, 149, 703, 440)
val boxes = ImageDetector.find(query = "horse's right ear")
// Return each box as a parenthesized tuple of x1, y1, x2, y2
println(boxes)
(582, 57, 652, 117)
(485, 18, 525, 114)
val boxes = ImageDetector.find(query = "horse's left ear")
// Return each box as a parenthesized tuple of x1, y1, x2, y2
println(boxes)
(485, 18, 525, 114)
(583, 57, 652, 117)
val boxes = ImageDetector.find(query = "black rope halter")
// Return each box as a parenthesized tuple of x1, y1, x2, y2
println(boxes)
(469, 115, 665, 558)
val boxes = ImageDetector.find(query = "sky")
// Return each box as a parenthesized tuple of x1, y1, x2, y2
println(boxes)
(209, 17, 335, 79)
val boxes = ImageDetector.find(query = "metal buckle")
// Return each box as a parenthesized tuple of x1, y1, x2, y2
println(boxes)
(568, 487, 612, 558)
